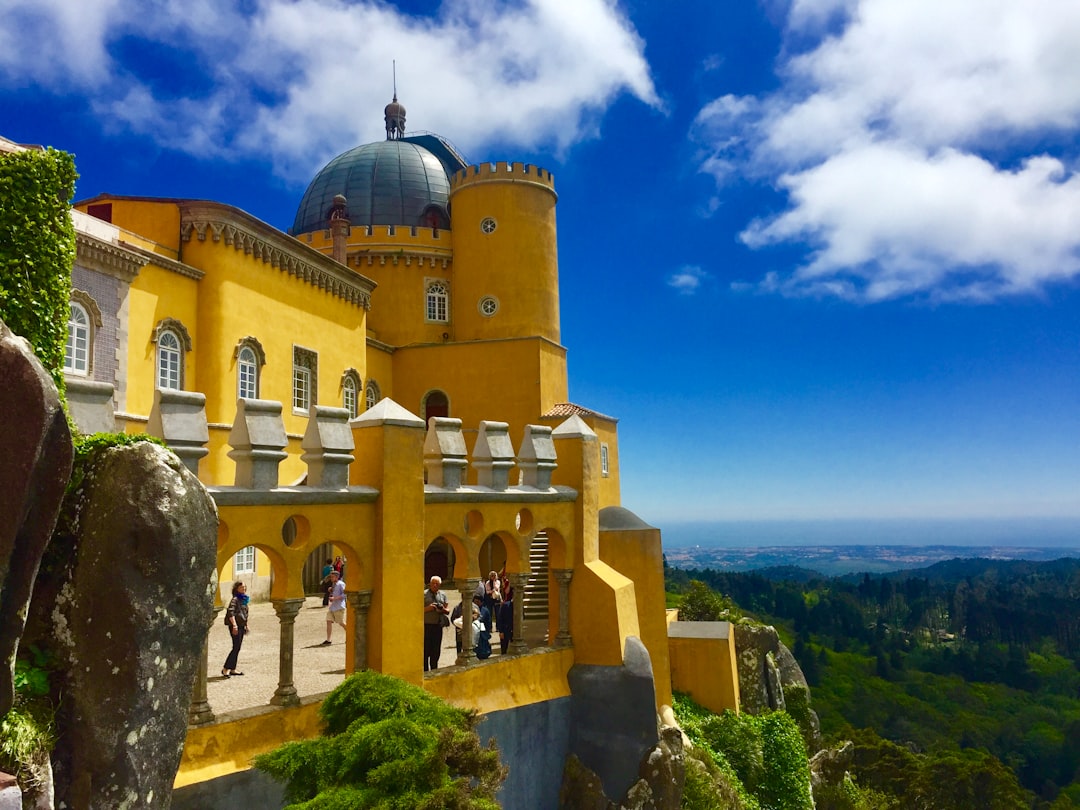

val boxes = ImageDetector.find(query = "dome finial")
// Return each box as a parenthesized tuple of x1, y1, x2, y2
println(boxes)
(385, 61, 406, 140)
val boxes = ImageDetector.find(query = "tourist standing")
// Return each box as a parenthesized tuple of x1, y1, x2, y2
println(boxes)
(222, 581, 249, 677)
(322, 570, 346, 645)
(424, 576, 449, 671)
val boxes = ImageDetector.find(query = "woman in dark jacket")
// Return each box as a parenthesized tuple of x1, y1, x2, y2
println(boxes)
(222, 581, 249, 677)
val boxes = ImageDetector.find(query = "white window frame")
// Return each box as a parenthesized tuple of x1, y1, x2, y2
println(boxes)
(343, 374, 358, 418)
(65, 303, 90, 375)
(233, 545, 255, 576)
(157, 330, 182, 390)
(600, 443, 610, 477)
(425, 280, 449, 323)
(292, 346, 317, 414)
(237, 346, 258, 400)
(365, 380, 380, 411)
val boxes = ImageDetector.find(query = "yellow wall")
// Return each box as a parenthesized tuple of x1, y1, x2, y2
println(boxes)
(77, 197, 183, 255)
(125, 262, 200, 420)
(668, 622, 741, 715)
(449, 163, 560, 345)
(175, 699, 324, 788)
(424, 647, 573, 714)
(392, 337, 567, 447)
(599, 523, 672, 708)
(365, 340, 394, 410)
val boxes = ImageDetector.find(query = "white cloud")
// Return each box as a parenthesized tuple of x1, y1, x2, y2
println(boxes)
(0, 0, 657, 181)
(697, 0, 1080, 302)
(668, 266, 709, 295)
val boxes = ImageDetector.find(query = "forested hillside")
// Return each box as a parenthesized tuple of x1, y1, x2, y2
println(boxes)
(667, 557, 1080, 808)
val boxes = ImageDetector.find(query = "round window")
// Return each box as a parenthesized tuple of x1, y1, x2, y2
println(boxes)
(478, 296, 499, 317)
(480, 217, 497, 234)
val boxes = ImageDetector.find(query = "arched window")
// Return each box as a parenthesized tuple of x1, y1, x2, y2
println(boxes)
(425, 281, 449, 323)
(65, 303, 90, 375)
(234, 336, 266, 401)
(341, 370, 361, 418)
(422, 390, 449, 422)
(153, 318, 191, 391)
(365, 379, 381, 411)
(157, 331, 182, 390)
(237, 346, 258, 399)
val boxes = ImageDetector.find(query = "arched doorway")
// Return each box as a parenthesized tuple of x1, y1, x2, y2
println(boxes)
(423, 390, 449, 422)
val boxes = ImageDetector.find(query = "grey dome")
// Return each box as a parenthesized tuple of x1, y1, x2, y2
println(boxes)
(292, 140, 450, 234)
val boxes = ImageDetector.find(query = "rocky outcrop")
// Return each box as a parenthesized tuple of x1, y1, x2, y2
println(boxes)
(0, 319, 73, 717)
(560, 712, 688, 810)
(733, 621, 821, 750)
(36, 441, 218, 810)
(810, 740, 854, 793)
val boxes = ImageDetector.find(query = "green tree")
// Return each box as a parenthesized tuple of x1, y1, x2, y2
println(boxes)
(0, 147, 77, 392)
(255, 671, 506, 809)
(679, 580, 735, 621)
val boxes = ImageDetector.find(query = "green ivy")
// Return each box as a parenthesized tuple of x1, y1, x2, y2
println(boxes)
(0, 147, 78, 394)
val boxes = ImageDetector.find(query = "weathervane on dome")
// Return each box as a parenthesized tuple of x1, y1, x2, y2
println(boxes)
(384, 61, 406, 140)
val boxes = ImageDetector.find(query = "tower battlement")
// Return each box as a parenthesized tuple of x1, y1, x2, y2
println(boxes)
(450, 161, 556, 196)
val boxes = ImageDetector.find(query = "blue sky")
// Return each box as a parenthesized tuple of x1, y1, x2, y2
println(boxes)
(2, 0, 1078, 540)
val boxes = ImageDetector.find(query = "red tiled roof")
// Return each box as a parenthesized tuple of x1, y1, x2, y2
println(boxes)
(541, 402, 618, 422)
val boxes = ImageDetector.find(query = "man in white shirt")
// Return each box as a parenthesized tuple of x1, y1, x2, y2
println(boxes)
(323, 570, 346, 645)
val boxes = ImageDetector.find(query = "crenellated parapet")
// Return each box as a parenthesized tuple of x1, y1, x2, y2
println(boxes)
(302, 225, 452, 270)
(449, 161, 557, 199)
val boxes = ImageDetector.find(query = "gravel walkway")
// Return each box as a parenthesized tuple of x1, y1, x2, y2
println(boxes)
(204, 596, 477, 717)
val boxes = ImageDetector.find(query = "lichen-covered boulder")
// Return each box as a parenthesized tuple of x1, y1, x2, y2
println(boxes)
(733, 621, 812, 713)
(0, 318, 72, 717)
(44, 441, 217, 810)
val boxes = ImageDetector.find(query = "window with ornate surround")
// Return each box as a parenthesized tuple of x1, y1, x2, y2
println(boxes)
(65, 290, 104, 377)
(341, 369, 361, 418)
(292, 346, 318, 414)
(425, 280, 449, 323)
(235, 336, 266, 401)
(153, 317, 192, 391)
(365, 379, 381, 411)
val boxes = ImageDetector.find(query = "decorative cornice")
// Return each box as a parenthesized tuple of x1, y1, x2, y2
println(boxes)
(74, 232, 146, 282)
(180, 202, 375, 310)
(125, 243, 204, 280)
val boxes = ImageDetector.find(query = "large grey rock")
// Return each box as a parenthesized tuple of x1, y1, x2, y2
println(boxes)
(567, 637, 659, 802)
(636, 724, 685, 810)
(733, 622, 811, 713)
(43, 441, 217, 810)
(0, 319, 73, 717)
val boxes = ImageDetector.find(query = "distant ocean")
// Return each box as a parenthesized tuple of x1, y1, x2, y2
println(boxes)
(657, 517, 1080, 549)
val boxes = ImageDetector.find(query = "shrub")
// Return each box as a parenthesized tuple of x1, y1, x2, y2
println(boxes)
(679, 580, 737, 622)
(255, 670, 507, 809)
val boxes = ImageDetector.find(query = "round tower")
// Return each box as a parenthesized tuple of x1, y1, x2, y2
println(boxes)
(448, 162, 560, 344)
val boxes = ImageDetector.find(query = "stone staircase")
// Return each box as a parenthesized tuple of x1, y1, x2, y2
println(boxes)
(522, 531, 550, 640)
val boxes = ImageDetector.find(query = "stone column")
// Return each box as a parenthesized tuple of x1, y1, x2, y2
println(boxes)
(456, 583, 477, 667)
(270, 598, 305, 707)
(347, 590, 373, 673)
(553, 568, 574, 647)
(188, 606, 222, 725)
(509, 573, 528, 655)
